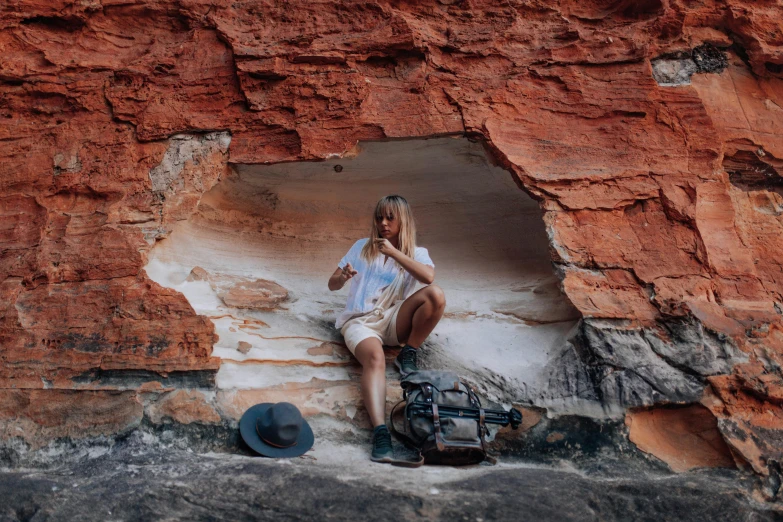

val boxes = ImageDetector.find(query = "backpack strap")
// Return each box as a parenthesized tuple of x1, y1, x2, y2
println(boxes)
(386, 399, 425, 468)
(475, 406, 498, 465)
(468, 387, 481, 408)
(390, 455, 425, 468)
(389, 400, 417, 447)
(432, 403, 446, 451)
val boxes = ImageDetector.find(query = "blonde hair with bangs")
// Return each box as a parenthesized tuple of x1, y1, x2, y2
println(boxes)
(361, 195, 417, 263)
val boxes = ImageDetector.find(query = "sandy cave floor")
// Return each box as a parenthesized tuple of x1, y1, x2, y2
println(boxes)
(145, 137, 581, 409)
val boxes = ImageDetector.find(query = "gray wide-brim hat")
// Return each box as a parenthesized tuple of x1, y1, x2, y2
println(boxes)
(239, 402, 314, 458)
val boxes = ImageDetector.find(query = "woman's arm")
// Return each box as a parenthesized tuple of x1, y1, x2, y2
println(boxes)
(376, 239, 435, 285)
(328, 263, 357, 291)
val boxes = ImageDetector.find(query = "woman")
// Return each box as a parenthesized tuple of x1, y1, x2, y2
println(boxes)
(328, 195, 446, 462)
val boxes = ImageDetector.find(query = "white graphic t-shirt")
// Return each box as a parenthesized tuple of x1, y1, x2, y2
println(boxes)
(335, 238, 435, 328)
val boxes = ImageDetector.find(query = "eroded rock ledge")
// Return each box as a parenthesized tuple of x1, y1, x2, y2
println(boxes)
(1, 0, 783, 492)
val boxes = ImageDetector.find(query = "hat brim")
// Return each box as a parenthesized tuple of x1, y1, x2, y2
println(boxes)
(239, 403, 314, 458)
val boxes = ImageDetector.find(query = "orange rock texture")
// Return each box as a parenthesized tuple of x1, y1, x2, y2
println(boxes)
(1, 0, 783, 477)
(626, 405, 736, 472)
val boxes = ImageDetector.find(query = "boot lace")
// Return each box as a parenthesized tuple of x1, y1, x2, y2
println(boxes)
(374, 428, 392, 451)
(401, 348, 417, 366)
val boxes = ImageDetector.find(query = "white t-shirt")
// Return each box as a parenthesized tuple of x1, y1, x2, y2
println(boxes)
(335, 238, 435, 328)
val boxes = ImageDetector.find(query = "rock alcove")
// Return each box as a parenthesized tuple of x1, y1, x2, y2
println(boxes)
(145, 137, 581, 422)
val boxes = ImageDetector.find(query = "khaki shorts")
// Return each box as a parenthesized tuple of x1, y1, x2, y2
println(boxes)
(340, 300, 405, 354)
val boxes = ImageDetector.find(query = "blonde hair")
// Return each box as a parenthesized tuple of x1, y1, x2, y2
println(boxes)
(361, 195, 417, 263)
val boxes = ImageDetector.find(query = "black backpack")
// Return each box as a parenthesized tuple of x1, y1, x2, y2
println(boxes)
(388, 370, 522, 467)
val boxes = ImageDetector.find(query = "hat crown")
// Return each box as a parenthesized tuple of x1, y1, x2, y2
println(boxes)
(257, 402, 302, 448)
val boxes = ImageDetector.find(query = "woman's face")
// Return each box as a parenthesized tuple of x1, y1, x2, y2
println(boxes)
(376, 211, 401, 240)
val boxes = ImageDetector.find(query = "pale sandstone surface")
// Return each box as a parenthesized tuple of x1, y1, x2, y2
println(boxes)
(0, 0, 783, 487)
(145, 137, 582, 420)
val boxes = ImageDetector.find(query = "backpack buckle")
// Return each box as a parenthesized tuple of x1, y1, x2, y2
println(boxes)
(422, 384, 433, 403)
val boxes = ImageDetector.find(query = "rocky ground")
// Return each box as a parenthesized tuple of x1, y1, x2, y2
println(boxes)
(0, 426, 780, 522)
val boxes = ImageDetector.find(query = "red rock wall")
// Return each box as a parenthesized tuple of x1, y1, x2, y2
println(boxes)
(1, 0, 782, 475)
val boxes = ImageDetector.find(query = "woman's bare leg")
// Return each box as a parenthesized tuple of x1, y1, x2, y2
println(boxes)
(353, 337, 387, 427)
(395, 285, 446, 348)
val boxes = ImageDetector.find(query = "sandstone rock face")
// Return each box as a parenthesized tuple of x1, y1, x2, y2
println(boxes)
(145, 389, 221, 425)
(186, 266, 289, 310)
(0, 390, 142, 449)
(626, 405, 736, 472)
(1, 0, 783, 482)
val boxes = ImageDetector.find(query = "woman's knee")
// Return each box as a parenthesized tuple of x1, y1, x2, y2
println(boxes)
(365, 349, 386, 370)
(358, 344, 386, 370)
(426, 284, 446, 309)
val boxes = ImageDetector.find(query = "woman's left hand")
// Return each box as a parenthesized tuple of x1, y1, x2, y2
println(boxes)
(375, 238, 399, 258)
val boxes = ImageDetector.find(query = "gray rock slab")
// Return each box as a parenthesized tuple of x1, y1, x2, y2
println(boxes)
(0, 446, 778, 521)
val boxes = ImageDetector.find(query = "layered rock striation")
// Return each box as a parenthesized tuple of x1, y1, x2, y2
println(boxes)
(1, 0, 783, 486)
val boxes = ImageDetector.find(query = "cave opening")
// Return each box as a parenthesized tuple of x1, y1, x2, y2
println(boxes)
(145, 136, 580, 409)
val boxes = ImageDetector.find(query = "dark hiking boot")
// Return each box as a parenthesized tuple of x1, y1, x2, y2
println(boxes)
(371, 425, 394, 462)
(394, 345, 419, 376)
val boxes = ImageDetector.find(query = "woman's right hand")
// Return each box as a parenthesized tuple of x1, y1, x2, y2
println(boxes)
(340, 263, 358, 282)
(328, 263, 358, 291)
